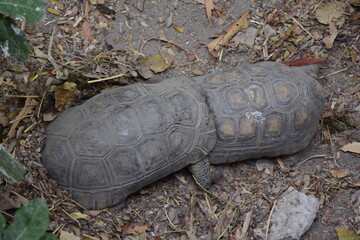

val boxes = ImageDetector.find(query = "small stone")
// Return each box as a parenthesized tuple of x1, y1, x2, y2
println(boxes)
(239, 27, 258, 47)
(269, 187, 319, 240)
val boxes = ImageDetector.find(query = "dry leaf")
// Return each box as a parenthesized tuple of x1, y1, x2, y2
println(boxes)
(335, 227, 360, 240)
(323, 22, 338, 49)
(140, 54, 173, 73)
(123, 224, 151, 234)
(330, 169, 349, 178)
(0, 112, 8, 126)
(47, 8, 61, 15)
(60, 231, 80, 240)
(84, 1, 92, 17)
(315, 1, 347, 25)
(33, 47, 48, 64)
(8, 97, 38, 139)
(69, 212, 89, 220)
(79, 21, 94, 41)
(55, 82, 80, 111)
(172, 24, 184, 33)
(341, 142, 360, 154)
(205, 0, 218, 23)
(207, 11, 250, 58)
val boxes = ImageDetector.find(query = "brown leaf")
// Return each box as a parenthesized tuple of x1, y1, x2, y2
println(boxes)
(315, 1, 347, 25)
(55, 82, 80, 111)
(341, 142, 360, 154)
(0, 112, 9, 127)
(140, 54, 173, 73)
(84, 1, 92, 17)
(123, 224, 151, 234)
(8, 98, 38, 139)
(207, 11, 250, 58)
(205, 0, 216, 23)
(79, 21, 94, 41)
(323, 22, 338, 49)
(60, 231, 80, 240)
(330, 169, 349, 178)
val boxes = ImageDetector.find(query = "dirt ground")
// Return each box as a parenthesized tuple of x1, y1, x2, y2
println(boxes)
(1, 0, 360, 239)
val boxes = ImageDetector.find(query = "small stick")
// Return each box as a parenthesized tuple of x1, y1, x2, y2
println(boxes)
(216, 209, 237, 240)
(291, 17, 315, 39)
(5, 95, 40, 98)
(297, 154, 329, 166)
(265, 199, 278, 240)
(87, 73, 128, 83)
(319, 67, 350, 79)
(164, 207, 177, 230)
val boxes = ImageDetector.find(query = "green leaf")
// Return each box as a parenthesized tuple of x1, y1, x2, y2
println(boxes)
(0, 15, 30, 61)
(3, 198, 49, 240)
(0, 213, 6, 236)
(0, 144, 24, 182)
(39, 233, 58, 240)
(0, 0, 46, 24)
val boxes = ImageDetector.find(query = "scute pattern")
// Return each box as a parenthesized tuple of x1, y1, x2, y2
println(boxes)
(43, 61, 324, 209)
(43, 77, 216, 209)
(195, 61, 324, 164)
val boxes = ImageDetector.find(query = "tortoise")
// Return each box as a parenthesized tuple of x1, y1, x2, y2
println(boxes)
(42, 61, 324, 209)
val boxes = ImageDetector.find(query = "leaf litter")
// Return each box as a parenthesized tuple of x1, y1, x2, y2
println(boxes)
(0, 0, 359, 239)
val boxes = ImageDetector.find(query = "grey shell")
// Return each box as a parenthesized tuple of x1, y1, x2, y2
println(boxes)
(195, 61, 324, 164)
(42, 77, 216, 209)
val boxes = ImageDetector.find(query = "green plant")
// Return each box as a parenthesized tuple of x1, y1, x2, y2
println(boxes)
(0, 198, 57, 240)
(0, 145, 57, 239)
(0, 0, 46, 61)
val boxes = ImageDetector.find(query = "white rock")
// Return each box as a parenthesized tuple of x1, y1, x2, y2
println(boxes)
(269, 187, 319, 240)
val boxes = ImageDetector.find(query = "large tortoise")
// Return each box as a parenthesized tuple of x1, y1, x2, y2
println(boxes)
(42, 61, 324, 209)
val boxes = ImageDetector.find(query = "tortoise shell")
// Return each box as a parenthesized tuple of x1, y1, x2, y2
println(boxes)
(195, 61, 324, 164)
(43, 77, 216, 209)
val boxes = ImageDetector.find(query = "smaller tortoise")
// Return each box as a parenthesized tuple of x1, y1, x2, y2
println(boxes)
(43, 62, 324, 209)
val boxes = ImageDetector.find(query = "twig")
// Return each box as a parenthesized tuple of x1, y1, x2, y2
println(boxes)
(5, 95, 40, 98)
(290, 17, 315, 39)
(62, 209, 81, 228)
(319, 67, 350, 79)
(141, 37, 190, 53)
(48, 26, 59, 70)
(133, 209, 146, 223)
(265, 200, 278, 240)
(297, 154, 330, 166)
(37, 91, 47, 118)
(164, 207, 177, 230)
(160, 230, 187, 235)
(192, 175, 234, 206)
(216, 208, 237, 240)
(87, 73, 128, 83)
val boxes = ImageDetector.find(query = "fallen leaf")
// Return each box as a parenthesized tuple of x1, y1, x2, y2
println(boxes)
(172, 24, 184, 33)
(8, 98, 38, 139)
(94, 220, 105, 226)
(88, 210, 102, 217)
(33, 47, 48, 64)
(55, 82, 80, 111)
(330, 169, 349, 178)
(341, 142, 360, 154)
(84, 1, 92, 17)
(123, 224, 151, 234)
(315, 1, 347, 25)
(350, 0, 360, 6)
(69, 212, 89, 220)
(60, 231, 80, 240)
(335, 227, 360, 240)
(204, 0, 221, 23)
(323, 22, 338, 49)
(79, 21, 94, 41)
(207, 11, 250, 58)
(0, 112, 9, 126)
(140, 54, 173, 73)
(47, 8, 62, 15)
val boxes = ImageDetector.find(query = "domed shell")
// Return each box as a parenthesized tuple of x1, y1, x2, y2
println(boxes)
(43, 77, 216, 209)
(195, 61, 324, 164)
